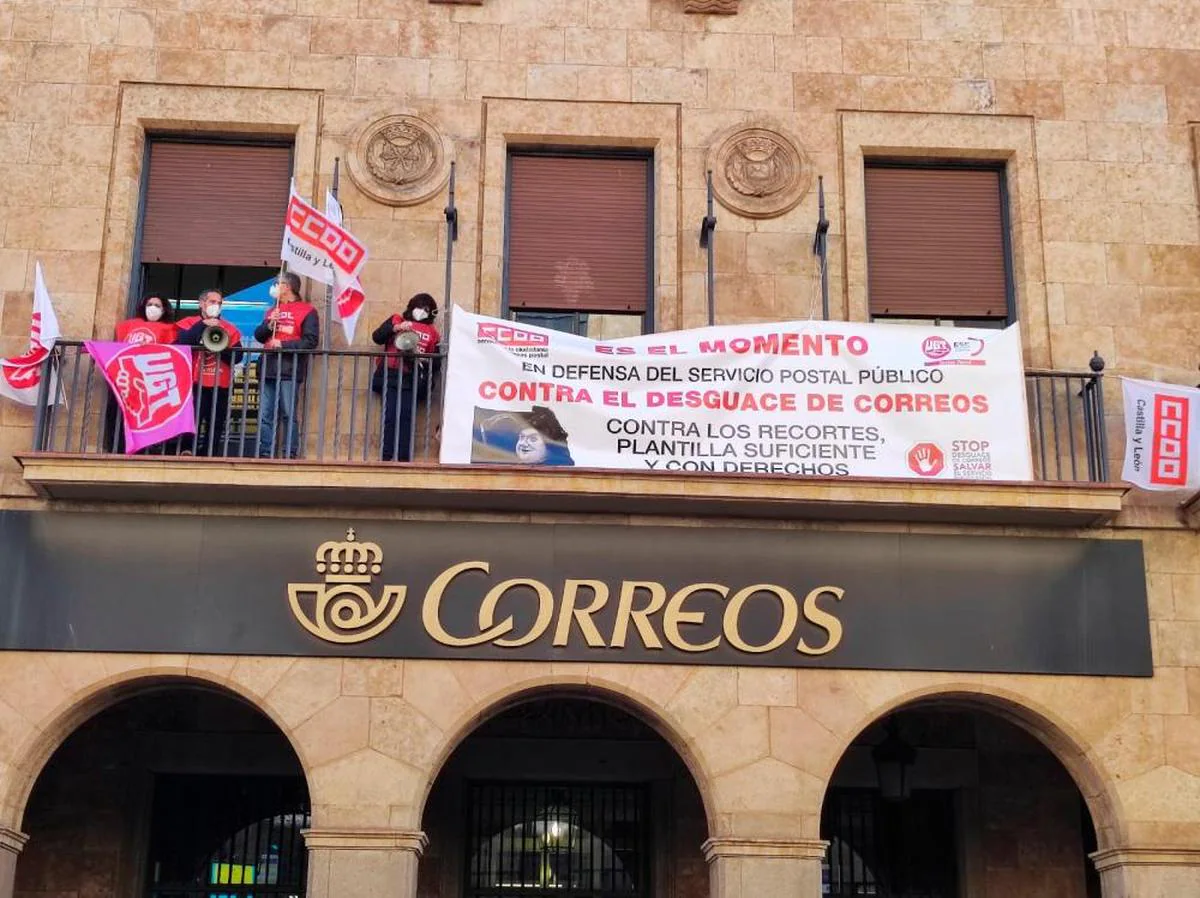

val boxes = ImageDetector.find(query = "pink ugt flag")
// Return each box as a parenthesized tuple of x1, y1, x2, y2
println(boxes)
(84, 342, 196, 453)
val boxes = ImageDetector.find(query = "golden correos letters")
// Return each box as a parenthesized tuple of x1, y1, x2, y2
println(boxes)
(288, 532, 845, 655)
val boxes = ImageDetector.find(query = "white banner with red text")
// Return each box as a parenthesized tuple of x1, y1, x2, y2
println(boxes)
(1121, 377, 1200, 491)
(85, 342, 195, 453)
(440, 310, 1034, 481)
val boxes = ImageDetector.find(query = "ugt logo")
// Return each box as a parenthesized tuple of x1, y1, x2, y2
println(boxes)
(106, 346, 189, 429)
(288, 529, 406, 644)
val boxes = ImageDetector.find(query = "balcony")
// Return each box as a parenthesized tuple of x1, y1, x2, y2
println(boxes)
(15, 343, 1127, 527)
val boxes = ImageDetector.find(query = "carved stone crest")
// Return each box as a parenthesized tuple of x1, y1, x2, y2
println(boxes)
(708, 124, 811, 219)
(347, 114, 450, 206)
(683, 0, 740, 12)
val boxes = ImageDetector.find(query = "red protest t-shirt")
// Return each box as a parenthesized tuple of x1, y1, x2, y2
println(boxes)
(176, 316, 242, 388)
(115, 318, 178, 346)
(380, 317, 440, 371)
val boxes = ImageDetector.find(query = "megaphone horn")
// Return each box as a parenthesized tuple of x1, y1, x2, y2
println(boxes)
(394, 330, 421, 352)
(201, 325, 230, 353)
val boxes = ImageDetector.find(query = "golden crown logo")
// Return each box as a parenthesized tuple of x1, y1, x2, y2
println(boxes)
(288, 528, 406, 644)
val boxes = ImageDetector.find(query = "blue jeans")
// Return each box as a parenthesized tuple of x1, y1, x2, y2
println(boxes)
(258, 378, 302, 459)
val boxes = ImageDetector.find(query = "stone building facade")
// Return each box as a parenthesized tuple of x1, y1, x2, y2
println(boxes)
(1, 1, 1199, 897)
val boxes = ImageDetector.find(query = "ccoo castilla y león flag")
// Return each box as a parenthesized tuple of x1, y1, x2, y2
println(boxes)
(1121, 377, 1200, 491)
(280, 182, 368, 344)
(323, 189, 366, 346)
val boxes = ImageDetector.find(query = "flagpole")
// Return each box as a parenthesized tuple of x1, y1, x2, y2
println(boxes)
(442, 161, 458, 338)
(700, 170, 717, 328)
(316, 158, 339, 460)
(812, 175, 831, 321)
(438, 161, 458, 448)
(31, 347, 54, 449)
(323, 158, 340, 353)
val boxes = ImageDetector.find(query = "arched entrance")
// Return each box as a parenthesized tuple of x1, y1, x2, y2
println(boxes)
(420, 694, 709, 898)
(15, 683, 311, 898)
(820, 699, 1102, 898)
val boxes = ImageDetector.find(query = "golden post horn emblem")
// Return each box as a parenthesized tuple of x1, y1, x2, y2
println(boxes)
(288, 528, 406, 644)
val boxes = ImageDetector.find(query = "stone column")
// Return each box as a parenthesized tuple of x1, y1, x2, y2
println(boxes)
(1091, 847, 1200, 898)
(0, 828, 29, 898)
(703, 837, 827, 898)
(304, 829, 428, 898)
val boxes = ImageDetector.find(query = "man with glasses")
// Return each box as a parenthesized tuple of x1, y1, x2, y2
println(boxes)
(254, 272, 319, 459)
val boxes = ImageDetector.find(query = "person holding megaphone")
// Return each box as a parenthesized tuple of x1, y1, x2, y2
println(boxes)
(175, 288, 242, 456)
(371, 293, 441, 462)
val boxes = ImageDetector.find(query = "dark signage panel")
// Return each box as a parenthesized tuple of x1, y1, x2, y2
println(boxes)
(0, 510, 1152, 676)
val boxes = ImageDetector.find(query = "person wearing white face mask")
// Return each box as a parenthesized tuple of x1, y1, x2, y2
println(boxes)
(115, 295, 178, 346)
(106, 295, 181, 452)
(175, 289, 242, 456)
(254, 272, 319, 459)
(370, 293, 441, 461)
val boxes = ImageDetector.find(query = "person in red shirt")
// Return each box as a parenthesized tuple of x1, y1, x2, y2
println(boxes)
(174, 289, 242, 456)
(371, 293, 441, 462)
(115, 294, 179, 345)
(105, 295, 181, 452)
(254, 272, 319, 459)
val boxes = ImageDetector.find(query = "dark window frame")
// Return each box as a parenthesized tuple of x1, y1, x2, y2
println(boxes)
(463, 780, 653, 898)
(501, 146, 656, 334)
(864, 157, 1017, 326)
(131, 132, 295, 316)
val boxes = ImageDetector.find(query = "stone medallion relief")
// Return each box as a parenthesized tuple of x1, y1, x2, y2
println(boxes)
(707, 124, 812, 219)
(683, 0, 740, 12)
(430, 0, 738, 9)
(347, 113, 451, 206)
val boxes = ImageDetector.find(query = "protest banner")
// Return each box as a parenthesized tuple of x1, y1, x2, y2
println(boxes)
(1121, 377, 1200, 491)
(440, 310, 1034, 481)
(85, 342, 195, 453)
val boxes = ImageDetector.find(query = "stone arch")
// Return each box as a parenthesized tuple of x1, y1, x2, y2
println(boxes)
(416, 677, 719, 836)
(2, 666, 313, 833)
(816, 682, 1125, 851)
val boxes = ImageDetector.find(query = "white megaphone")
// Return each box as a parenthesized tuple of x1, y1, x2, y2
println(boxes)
(394, 329, 421, 352)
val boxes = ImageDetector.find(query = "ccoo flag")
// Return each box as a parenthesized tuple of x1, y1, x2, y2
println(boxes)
(323, 189, 366, 345)
(280, 182, 368, 344)
(1121, 377, 1200, 491)
(0, 262, 62, 406)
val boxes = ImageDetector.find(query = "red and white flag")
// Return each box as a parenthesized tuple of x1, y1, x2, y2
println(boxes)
(84, 342, 195, 453)
(280, 182, 368, 345)
(0, 261, 62, 406)
(1122, 377, 1200, 490)
(324, 189, 366, 345)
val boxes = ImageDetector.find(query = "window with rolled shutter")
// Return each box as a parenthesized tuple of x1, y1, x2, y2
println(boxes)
(864, 163, 1013, 322)
(505, 152, 652, 317)
(140, 140, 292, 268)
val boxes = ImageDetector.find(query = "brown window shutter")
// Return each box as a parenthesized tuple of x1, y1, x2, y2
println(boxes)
(506, 154, 651, 314)
(865, 166, 1010, 319)
(141, 142, 292, 268)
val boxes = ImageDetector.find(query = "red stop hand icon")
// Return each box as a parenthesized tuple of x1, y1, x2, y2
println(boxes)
(907, 442, 945, 477)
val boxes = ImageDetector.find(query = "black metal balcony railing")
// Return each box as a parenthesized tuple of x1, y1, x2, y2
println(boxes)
(29, 342, 1109, 483)
(1025, 365, 1109, 483)
(32, 343, 444, 463)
